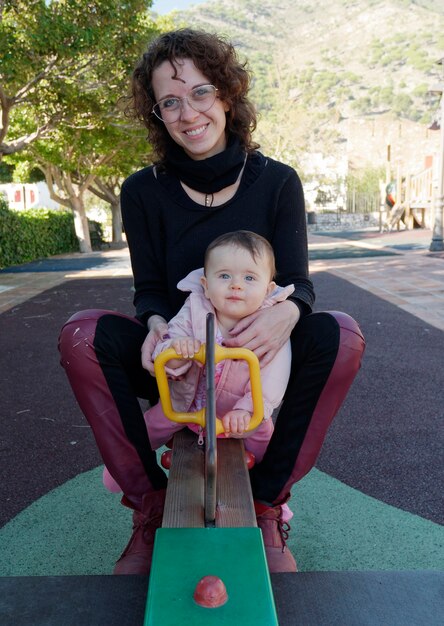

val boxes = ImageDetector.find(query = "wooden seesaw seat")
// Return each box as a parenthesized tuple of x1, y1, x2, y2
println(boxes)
(162, 429, 256, 529)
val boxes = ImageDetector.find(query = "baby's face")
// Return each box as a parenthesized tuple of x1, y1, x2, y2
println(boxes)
(201, 245, 276, 321)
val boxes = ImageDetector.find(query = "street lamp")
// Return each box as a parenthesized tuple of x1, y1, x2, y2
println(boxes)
(429, 58, 444, 252)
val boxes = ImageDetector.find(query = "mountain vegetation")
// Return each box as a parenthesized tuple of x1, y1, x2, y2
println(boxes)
(173, 0, 444, 176)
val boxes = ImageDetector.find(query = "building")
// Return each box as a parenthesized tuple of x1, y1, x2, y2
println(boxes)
(0, 182, 60, 211)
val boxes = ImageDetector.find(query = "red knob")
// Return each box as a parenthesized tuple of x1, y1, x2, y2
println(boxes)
(245, 450, 256, 469)
(160, 450, 172, 469)
(193, 575, 228, 608)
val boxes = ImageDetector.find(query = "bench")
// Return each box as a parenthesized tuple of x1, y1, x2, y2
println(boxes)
(88, 220, 110, 250)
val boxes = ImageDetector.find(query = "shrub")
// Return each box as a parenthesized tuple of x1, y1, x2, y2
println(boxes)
(0, 200, 79, 269)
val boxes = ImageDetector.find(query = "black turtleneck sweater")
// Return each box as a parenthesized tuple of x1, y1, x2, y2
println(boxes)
(121, 151, 315, 325)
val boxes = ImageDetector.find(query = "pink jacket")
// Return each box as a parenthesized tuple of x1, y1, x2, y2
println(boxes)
(153, 268, 294, 424)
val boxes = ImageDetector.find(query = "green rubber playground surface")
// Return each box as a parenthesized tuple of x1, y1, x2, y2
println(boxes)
(0, 466, 442, 577)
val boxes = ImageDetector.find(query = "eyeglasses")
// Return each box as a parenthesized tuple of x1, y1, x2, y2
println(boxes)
(152, 84, 218, 123)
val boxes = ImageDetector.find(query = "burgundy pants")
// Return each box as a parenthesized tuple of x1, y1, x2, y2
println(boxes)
(58, 310, 365, 510)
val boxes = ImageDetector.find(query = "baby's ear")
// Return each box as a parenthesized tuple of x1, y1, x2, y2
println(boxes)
(200, 275, 210, 299)
(267, 281, 276, 296)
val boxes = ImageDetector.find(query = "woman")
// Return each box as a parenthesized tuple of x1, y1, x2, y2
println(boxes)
(58, 28, 365, 575)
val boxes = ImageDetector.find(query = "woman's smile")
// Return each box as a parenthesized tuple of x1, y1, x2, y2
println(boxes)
(183, 124, 209, 137)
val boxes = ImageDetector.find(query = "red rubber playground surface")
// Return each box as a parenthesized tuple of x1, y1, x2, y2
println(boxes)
(0, 229, 443, 579)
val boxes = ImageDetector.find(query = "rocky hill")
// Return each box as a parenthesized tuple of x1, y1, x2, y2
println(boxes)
(172, 0, 444, 177)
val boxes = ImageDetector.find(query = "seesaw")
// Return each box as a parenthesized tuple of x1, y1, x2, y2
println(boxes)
(144, 312, 279, 625)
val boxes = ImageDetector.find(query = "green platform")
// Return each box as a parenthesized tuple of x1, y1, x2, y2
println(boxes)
(145, 527, 278, 625)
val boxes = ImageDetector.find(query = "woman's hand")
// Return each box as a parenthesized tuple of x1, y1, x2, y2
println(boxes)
(223, 300, 300, 366)
(141, 315, 169, 374)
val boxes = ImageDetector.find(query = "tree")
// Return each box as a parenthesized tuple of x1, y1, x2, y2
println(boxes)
(87, 132, 155, 244)
(89, 177, 123, 243)
(26, 121, 152, 251)
(1, 0, 162, 251)
(0, 0, 155, 158)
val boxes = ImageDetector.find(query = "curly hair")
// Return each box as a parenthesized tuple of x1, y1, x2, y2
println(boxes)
(125, 28, 259, 161)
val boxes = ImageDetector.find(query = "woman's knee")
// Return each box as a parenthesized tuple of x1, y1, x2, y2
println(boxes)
(59, 309, 105, 364)
(289, 311, 365, 384)
(325, 310, 364, 340)
(324, 311, 366, 366)
(304, 310, 365, 379)
(58, 309, 143, 364)
(293, 310, 365, 353)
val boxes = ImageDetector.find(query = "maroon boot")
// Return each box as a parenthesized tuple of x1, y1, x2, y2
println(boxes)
(113, 489, 166, 575)
(255, 501, 297, 573)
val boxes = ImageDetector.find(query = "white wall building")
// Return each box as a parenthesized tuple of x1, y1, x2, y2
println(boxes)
(0, 182, 60, 211)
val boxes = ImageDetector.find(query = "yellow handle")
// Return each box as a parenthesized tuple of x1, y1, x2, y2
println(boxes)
(154, 344, 264, 436)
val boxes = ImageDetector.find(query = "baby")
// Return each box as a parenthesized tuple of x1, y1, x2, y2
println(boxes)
(103, 230, 294, 512)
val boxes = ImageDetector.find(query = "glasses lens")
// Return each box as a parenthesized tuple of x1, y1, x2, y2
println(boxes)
(189, 85, 217, 112)
(152, 85, 217, 123)
(153, 97, 180, 122)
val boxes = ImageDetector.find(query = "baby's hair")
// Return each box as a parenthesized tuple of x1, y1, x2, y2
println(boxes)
(204, 230, 276, 279)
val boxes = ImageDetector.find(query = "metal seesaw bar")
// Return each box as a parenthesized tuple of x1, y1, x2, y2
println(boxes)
(204, 312, 217, 526)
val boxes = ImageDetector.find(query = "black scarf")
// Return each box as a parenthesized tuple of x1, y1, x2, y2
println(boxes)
(164, 135, 246, 194)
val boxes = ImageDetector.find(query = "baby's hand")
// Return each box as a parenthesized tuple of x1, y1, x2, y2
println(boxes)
(221, 410, 252, 437)
(171, 337, 201, 359)
(166, 337, 201, 371)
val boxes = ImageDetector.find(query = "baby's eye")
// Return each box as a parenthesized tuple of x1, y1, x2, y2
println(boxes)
(245, 275, 255, 281)
(219, 273, 230, 279)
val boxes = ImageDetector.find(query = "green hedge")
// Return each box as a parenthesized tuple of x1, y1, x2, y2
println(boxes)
(0, 199, 79, 269)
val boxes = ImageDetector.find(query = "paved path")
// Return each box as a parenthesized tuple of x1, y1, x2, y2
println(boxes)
(308, 228, 444, 331)
(1, 228, 443, 329)
(0, 246, 133, 314)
